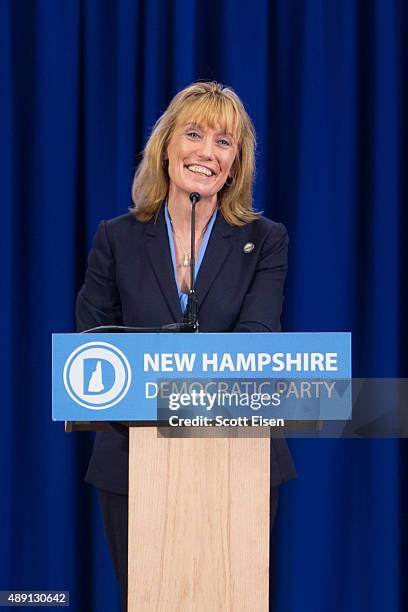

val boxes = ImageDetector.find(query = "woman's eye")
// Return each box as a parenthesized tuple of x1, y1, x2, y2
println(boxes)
(218, 138, 231, 146)
(187, 131, 200, 139)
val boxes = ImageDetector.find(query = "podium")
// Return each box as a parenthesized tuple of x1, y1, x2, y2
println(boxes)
(128, 427, 269, 611)
(55, 331, 351, 611)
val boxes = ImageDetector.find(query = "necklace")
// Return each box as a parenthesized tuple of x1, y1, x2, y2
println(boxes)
(174, 230, 207, 267)
(175, 234, 192, 267)
(173, 224, 211, 267)
(168, 209, 214, 267)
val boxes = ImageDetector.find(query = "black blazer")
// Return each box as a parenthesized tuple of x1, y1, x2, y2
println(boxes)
(77, 206, 297, 494)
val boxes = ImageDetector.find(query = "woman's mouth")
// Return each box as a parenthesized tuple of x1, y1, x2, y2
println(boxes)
(185, 164, 215, 178)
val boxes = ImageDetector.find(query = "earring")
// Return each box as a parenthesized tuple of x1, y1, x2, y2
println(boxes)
(225, 176, 234, 187)
(162, 159, 168, 169)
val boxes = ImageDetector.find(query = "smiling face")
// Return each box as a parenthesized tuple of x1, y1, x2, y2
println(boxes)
(166, 122, 238, 203)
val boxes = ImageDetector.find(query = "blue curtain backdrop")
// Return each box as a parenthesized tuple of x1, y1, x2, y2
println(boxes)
(1, 1, 406, 610)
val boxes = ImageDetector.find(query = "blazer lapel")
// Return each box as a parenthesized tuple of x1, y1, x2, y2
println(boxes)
(145, 206, 184, 323)
(195, 212, 234, 307)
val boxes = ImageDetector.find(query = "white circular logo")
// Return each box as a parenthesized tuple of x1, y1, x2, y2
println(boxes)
(63, 342, 131, 410)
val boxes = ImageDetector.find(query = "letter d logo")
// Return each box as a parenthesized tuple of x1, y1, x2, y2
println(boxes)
(63, 342, 131, 409)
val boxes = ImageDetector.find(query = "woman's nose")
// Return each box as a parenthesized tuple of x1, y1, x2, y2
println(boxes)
(196, 136, 214, 159)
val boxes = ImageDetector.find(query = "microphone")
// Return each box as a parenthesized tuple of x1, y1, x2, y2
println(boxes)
(189, 192, 201, 205)
(184, 192, 201, 332)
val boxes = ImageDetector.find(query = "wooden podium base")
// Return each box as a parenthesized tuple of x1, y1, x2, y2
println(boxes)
(128, 427, 270, 611)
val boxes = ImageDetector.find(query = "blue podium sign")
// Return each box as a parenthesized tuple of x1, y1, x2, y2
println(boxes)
(52, 332, 351, 422)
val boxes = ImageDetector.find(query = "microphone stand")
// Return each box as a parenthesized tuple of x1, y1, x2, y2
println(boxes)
(81, 323, 192, 334)
(183, 191, 201, 332)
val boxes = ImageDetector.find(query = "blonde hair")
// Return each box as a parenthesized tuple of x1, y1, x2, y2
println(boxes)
(131, 81, 258, 225)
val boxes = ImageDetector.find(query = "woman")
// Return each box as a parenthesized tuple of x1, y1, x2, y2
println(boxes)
(77, 81, 296, 610)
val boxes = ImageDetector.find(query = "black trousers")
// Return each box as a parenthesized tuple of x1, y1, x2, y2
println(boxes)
(99, 487, 280, 612)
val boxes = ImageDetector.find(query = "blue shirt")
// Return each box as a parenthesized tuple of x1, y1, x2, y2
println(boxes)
(164, 201, 217, 314)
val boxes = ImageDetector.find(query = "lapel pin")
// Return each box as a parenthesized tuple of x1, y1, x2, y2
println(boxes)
(243, 242, 255, 253)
